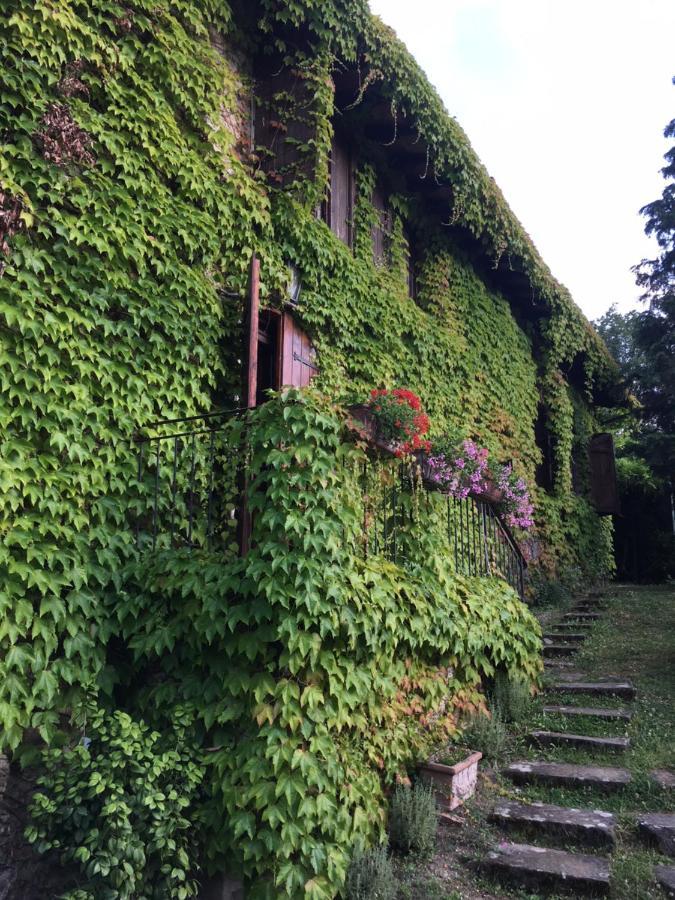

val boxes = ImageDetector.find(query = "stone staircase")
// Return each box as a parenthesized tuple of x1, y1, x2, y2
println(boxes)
(480, 595, 675, 896)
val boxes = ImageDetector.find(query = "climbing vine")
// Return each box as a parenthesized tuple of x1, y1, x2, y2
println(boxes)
(111, 391, 542, 898)
(1, 0, 615, 896)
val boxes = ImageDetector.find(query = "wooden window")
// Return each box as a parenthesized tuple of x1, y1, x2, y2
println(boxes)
(322, 136, 353, 246)
(588, 433, 620, 515)
(371, 184, 391, 267)
(534, 405, 554, 491)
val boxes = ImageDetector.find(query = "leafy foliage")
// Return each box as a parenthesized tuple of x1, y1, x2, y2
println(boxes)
(111, 391, 541, 897)
(26, 709, 205, 899)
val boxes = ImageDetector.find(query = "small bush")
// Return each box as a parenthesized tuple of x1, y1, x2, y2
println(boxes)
(462, 707, 509, 761)
(388, 782, 437, 858)
(26, 709, 204, 900)
(492, 671, 533, 724)
(530, 572, 571, 608)
(345, 845, 397, 900)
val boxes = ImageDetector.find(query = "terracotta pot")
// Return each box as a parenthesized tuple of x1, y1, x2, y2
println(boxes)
(419, 751, 482, 811)
(478, 482, 504, 505)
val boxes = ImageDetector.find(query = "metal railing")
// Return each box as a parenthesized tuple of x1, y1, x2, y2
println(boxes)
(131, 409, 244, 553)
(130, 417, 526, 598)
(446, 494, 526, 599)
(359, 464, 527, 599)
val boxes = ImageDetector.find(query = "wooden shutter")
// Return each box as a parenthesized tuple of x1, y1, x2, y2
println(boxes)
(324, 137, 353, 246)
(280, 312, 318, 388)
(589, 433, 620, 515)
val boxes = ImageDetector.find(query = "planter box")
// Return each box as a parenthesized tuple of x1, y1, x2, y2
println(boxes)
(345, 404, 397, 456)
(419, 751, 482, 810)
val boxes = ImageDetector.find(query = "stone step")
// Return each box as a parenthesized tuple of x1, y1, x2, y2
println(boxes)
(638, 813, 675, 857)
(505, 760, 632, 791)
(650, 769, 675, 790)
(543, 632, 586, 642)
(491, 800, 616, 848)
(545, 680, 636, 699)
(529, 731, 630, 752)
(544, 659, 578, 669)
(484, 842, 610, 894)
(655, 864, 675, 897)
(564, 612, 601, 620)
(543, 705, 633, 722)
(543, 643, 579, 657)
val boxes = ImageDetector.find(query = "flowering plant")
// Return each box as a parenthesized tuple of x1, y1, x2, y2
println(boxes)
(495, 463, 534, 529)
(424, 436, 490, 498)
(368, 388, 431, 456)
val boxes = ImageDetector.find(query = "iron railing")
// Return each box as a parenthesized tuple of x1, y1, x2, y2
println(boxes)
(132, 409, 244, 553)
(446, 495, 526, 599)
(131, 416, 526, 598)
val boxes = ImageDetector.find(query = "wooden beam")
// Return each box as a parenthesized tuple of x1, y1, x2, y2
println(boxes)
(240, 253, 260, 558)
(246, 253, 260, 409)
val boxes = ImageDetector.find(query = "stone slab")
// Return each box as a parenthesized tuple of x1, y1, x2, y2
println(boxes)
(545, 680, 636, 699)
(650, 769, 675, 790)
(543, 633, 586, 642)
(655, 864, 675, 897)
(543, 705, 633, 722)
(544, 660, 578, 669)
(529, 731, 630, 752)
(564, 612, 601, 620)
(638, 813, 675, 857)
(491, 800, 616, 848)
(505, 760, 632, 791)
(543, 644, 579, 657)
(484, 842, 610, 893)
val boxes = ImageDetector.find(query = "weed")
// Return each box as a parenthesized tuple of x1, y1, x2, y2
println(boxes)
(345, 845, 397, 900)
(388, 783, 437, 858)
(492, 671, 533, 724)
(462, 706, 509, 761)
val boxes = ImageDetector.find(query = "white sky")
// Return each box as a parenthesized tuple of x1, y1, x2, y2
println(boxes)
(368, 0, 675, 320)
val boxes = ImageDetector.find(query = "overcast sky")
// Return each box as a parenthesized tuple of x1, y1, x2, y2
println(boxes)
(368, 0, 675, 321)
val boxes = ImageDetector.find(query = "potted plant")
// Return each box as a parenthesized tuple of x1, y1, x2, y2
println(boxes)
(493, 463, 534, 529)
(421, 435, 490, 498)
(419, 745, 483, 810)
(348, 389, 431, 457)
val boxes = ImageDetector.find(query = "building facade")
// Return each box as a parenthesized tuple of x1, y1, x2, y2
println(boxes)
(0, 1, 621, 896)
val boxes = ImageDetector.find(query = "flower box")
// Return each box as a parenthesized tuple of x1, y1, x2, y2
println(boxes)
(473, 481, 504, 506)
(419, 750, 482, 811)
(345, 404, 398, 457)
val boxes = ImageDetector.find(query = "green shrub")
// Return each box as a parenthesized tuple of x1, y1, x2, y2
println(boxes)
(388, 783, 437, 858)
(529, 572, 571, 608)
(345, 845, 397, 899)
(26, 709, 204, 900)
(492, 671, 533, 724)
(462, 707, 509, 761)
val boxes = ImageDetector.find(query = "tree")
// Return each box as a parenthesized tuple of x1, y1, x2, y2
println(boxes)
(593, 84, 675, 580)
(632, 80, 675, 459)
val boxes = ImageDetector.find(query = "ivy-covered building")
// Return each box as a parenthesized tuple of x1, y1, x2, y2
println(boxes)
(1, 1, 621, 897)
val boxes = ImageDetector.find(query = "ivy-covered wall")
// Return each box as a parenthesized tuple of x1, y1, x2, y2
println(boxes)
(1, 0, 617, 896)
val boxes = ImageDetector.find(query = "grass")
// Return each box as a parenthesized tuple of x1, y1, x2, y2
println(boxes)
(394, 584, 675, 900)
